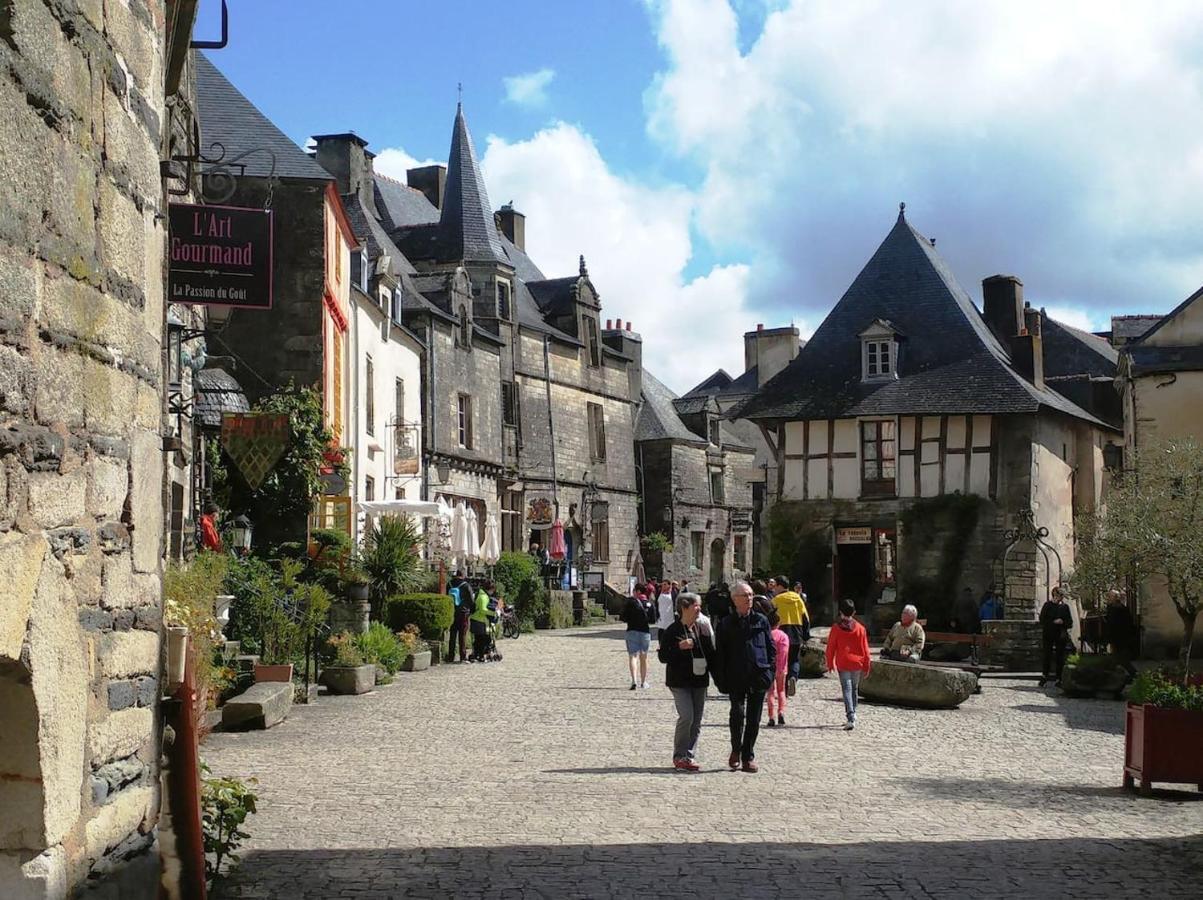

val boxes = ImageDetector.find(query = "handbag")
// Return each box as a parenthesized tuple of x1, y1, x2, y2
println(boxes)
(689, 626, 707, 677)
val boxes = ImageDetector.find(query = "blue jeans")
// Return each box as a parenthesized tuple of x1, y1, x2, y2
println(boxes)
(838, 670, 862, 723)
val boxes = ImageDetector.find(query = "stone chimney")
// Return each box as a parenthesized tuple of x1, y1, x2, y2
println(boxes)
(603, 319, 642, 403)
(744, 324, 801, 388)
(311, 132, 378, 217)
(407, 164, 446, 211)
(1010, 302, 1045, 389)
(982, 275, 1024, 340)
(497, 203, 525, 251)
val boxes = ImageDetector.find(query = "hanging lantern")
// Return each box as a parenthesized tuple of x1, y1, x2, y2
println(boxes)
(230, 514, 254, 554)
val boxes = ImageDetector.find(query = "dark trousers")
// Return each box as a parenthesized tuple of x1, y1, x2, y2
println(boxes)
(472, 631, 491, 660)
(728, 689, 766, 762)
(1042, 635, 1068, 681)
(783, 625, 804, 680)
(449, 616, 469, 660)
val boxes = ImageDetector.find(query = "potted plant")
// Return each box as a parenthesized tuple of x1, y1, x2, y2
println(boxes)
(1060, 653, 1129, 699)
(1123, 669, 1203, 795)
(351, 623, 408, 685)
(321, 633, 375, 695)
(398, 625, 431, 672)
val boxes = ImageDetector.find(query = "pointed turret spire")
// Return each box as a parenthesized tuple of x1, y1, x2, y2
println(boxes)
(898, 201, 906, 222)
(437, 101, 507, 264)
(579, 255, 588, 278)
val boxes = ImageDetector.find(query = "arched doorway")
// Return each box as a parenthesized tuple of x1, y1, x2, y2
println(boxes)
(709, 538, 726, 587)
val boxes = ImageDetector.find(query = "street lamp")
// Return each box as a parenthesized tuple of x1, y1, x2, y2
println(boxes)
(229, 514, 253, 555)
(435, 458, 451, 484)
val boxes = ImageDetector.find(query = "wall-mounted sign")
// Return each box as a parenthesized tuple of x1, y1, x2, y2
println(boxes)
(581, 571, 604, 591)
(836, 526, 872, 545)
(393, 424, 420, 475)
(730, 511, 753, 531)
(221, 412, 288, 491)
(169, 203, 273, 309)
(526, 496, 554, 526)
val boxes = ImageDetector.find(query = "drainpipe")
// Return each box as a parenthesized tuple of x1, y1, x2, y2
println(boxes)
(544, 334, 558, 509)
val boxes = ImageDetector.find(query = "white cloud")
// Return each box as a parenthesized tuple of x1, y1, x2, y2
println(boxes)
(481, 122, 756, 391)
(372, 146, 440, 182)
(643, 0, 1203, 323)
(1043, 306, 1103, 334)
(503, 68, 556, 108)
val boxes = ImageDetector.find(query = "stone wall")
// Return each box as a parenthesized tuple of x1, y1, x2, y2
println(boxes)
(0, 0, 168, 896)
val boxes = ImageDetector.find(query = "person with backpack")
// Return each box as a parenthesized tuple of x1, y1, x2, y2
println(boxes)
(714, 580, 776, 773)
(447, 572, 470, 663)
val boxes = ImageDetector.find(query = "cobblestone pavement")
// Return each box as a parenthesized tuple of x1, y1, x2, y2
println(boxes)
(206, 626, 1203, 898)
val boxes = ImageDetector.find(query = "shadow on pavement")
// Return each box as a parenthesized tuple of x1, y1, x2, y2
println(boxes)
(895, 774, 1203, 809)
(560, 629, 630, 640)
(219, 835, 1203, 899)
(1012, 701, 1124, 736)
(545, 765, 680, 776)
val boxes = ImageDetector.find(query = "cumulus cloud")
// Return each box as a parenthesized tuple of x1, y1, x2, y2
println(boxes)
(481, 122, 758, 391)
(643, 0, 1203, 323)
(372, 146, 440, 182)
(503, 68, 556, 108)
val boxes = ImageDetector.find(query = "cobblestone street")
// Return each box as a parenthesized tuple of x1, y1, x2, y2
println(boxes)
(206, 627, 1203, 898)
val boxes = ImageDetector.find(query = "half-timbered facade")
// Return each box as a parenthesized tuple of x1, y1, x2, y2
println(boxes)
(734, 207, 1121, 628)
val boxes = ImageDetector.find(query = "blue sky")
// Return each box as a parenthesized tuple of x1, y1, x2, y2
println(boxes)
(199, 1, 1203, 392)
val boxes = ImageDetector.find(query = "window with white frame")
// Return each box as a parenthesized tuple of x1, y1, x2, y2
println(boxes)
(690, 531, 705, 570)
(864, 340, 893, 378)
(365, 355, 375, 437)
(457, 393, 473, 448)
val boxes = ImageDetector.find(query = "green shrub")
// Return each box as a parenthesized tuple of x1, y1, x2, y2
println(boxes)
(384, 593, 454, 640)
(1129, 669, 1203, 710)
(326, 632, 366, 667)
(353, 622, 409, 675)
(361, 515, 425, 618)
(494, 551, 547, 628)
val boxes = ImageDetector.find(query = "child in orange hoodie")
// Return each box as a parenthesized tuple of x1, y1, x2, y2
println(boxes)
(825, 598, 872, 730)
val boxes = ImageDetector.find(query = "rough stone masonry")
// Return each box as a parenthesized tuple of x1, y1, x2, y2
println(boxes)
(0, 0, 168, 896)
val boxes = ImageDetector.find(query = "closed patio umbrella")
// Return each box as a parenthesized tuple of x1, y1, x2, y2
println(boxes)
(548, 518, 567, 560)
(479, 512, 501, 565)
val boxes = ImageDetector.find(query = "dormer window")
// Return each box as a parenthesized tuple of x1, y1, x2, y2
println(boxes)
(866, 340, 892, 377)
(859, 319, 902, 382)
(583, 316, 601, 368)
(708, 417, 721, 446)
(350, 247, 370, 294)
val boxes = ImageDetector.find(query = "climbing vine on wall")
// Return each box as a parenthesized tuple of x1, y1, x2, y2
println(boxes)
(897, 493, 984, 624)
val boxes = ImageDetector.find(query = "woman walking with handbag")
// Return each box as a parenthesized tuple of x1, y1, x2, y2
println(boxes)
(658, 592, 715, 772)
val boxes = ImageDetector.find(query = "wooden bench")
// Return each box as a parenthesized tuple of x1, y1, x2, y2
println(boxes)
(922, 631, 994, 666)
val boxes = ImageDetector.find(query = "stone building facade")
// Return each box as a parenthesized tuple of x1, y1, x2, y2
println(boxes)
(733, 209, 1120, 628)
(1115, 288, 1203, 656)
(636, 372, 756, 585)
(0, 1, 199, 895)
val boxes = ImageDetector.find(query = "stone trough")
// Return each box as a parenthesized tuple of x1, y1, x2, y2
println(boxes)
(221, 682, 293, 730)
(859, 659, 978, 709)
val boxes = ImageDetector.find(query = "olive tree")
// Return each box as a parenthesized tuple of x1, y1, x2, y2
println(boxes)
(1072, 440, 1203, 671)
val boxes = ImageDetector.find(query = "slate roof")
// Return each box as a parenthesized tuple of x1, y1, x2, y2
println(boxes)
(1127, 344, 1203, 376)
(1041, 313, 1118, 380)
(733, 210, 1110, 428)
(527, 277, 579, 315)
(688, 366, 760, 401)
(1110, 315, 1162, 346)
(638, 370, 752, 451)
(194, 367, 249, 429)
(685, 370, 733, 397)
(194, 54, 331, 181)
(374, 175, 440, 231)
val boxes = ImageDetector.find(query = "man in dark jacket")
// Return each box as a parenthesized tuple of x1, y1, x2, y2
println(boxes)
(1038, 586, 1074, 686)
(715, 580, 776, 773)
(1103, 589, 1138, 677)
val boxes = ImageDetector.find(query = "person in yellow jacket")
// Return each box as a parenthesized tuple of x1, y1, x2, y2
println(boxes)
(768, 576, 810, 695)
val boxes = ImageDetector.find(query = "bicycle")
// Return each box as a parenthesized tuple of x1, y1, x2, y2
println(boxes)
(501, 608, 521, 640)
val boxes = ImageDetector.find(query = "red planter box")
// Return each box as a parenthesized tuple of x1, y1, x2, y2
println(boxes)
(1123, 703, 1203, 794)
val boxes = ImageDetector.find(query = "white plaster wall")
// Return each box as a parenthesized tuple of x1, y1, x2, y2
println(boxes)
(1141, 296, 1203, 346)
(350, 298, 424, 542)
(783, 459, 805, 500)
(832, 419, 857, 454)
(784, 421, 805, 453)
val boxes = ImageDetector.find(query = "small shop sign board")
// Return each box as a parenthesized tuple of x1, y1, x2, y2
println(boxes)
(836, 526, 872, 545)
(169, 203, 273, 309)
(221, 412, 288, 490)
(526, 496, 554, 526)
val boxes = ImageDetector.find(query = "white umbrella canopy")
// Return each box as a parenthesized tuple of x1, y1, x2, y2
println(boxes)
(479, 512, 501, 565)
(449, 502, 469, 566)
(463, 505, 480, 563)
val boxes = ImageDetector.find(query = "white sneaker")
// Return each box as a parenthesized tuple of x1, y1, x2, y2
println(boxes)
(641, 681, 651, 689)
(842, 721, 855, 731)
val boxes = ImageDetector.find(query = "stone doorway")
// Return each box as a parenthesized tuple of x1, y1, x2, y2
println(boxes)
(709, 538, 725, 586)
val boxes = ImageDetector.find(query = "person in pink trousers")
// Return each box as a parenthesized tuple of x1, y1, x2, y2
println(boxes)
(763, 603, 790, 726)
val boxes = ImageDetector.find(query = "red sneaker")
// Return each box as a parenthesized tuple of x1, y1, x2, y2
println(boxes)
(728, 751, 740, 770)
(673, 758, 698, 772)
(741, 758, 759, 773)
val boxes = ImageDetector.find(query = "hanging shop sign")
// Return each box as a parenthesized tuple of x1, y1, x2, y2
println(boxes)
(526, 496, 555, 527)
(393, 423, 420, 476)
(730, 511, 753, 531)
(221, 412, 289, 491)
(168, 203, 273, 309)
(835, 526, 872, 545)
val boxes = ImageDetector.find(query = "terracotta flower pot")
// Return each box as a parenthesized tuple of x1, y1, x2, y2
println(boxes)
(254, 663, 294, 683)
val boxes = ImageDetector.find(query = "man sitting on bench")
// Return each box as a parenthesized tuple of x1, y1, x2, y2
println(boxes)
(882, 605, 925, 662)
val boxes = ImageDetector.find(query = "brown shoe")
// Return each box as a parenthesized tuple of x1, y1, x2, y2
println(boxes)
(741, 758, 759, 773)
(728, 751, 740, 770)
